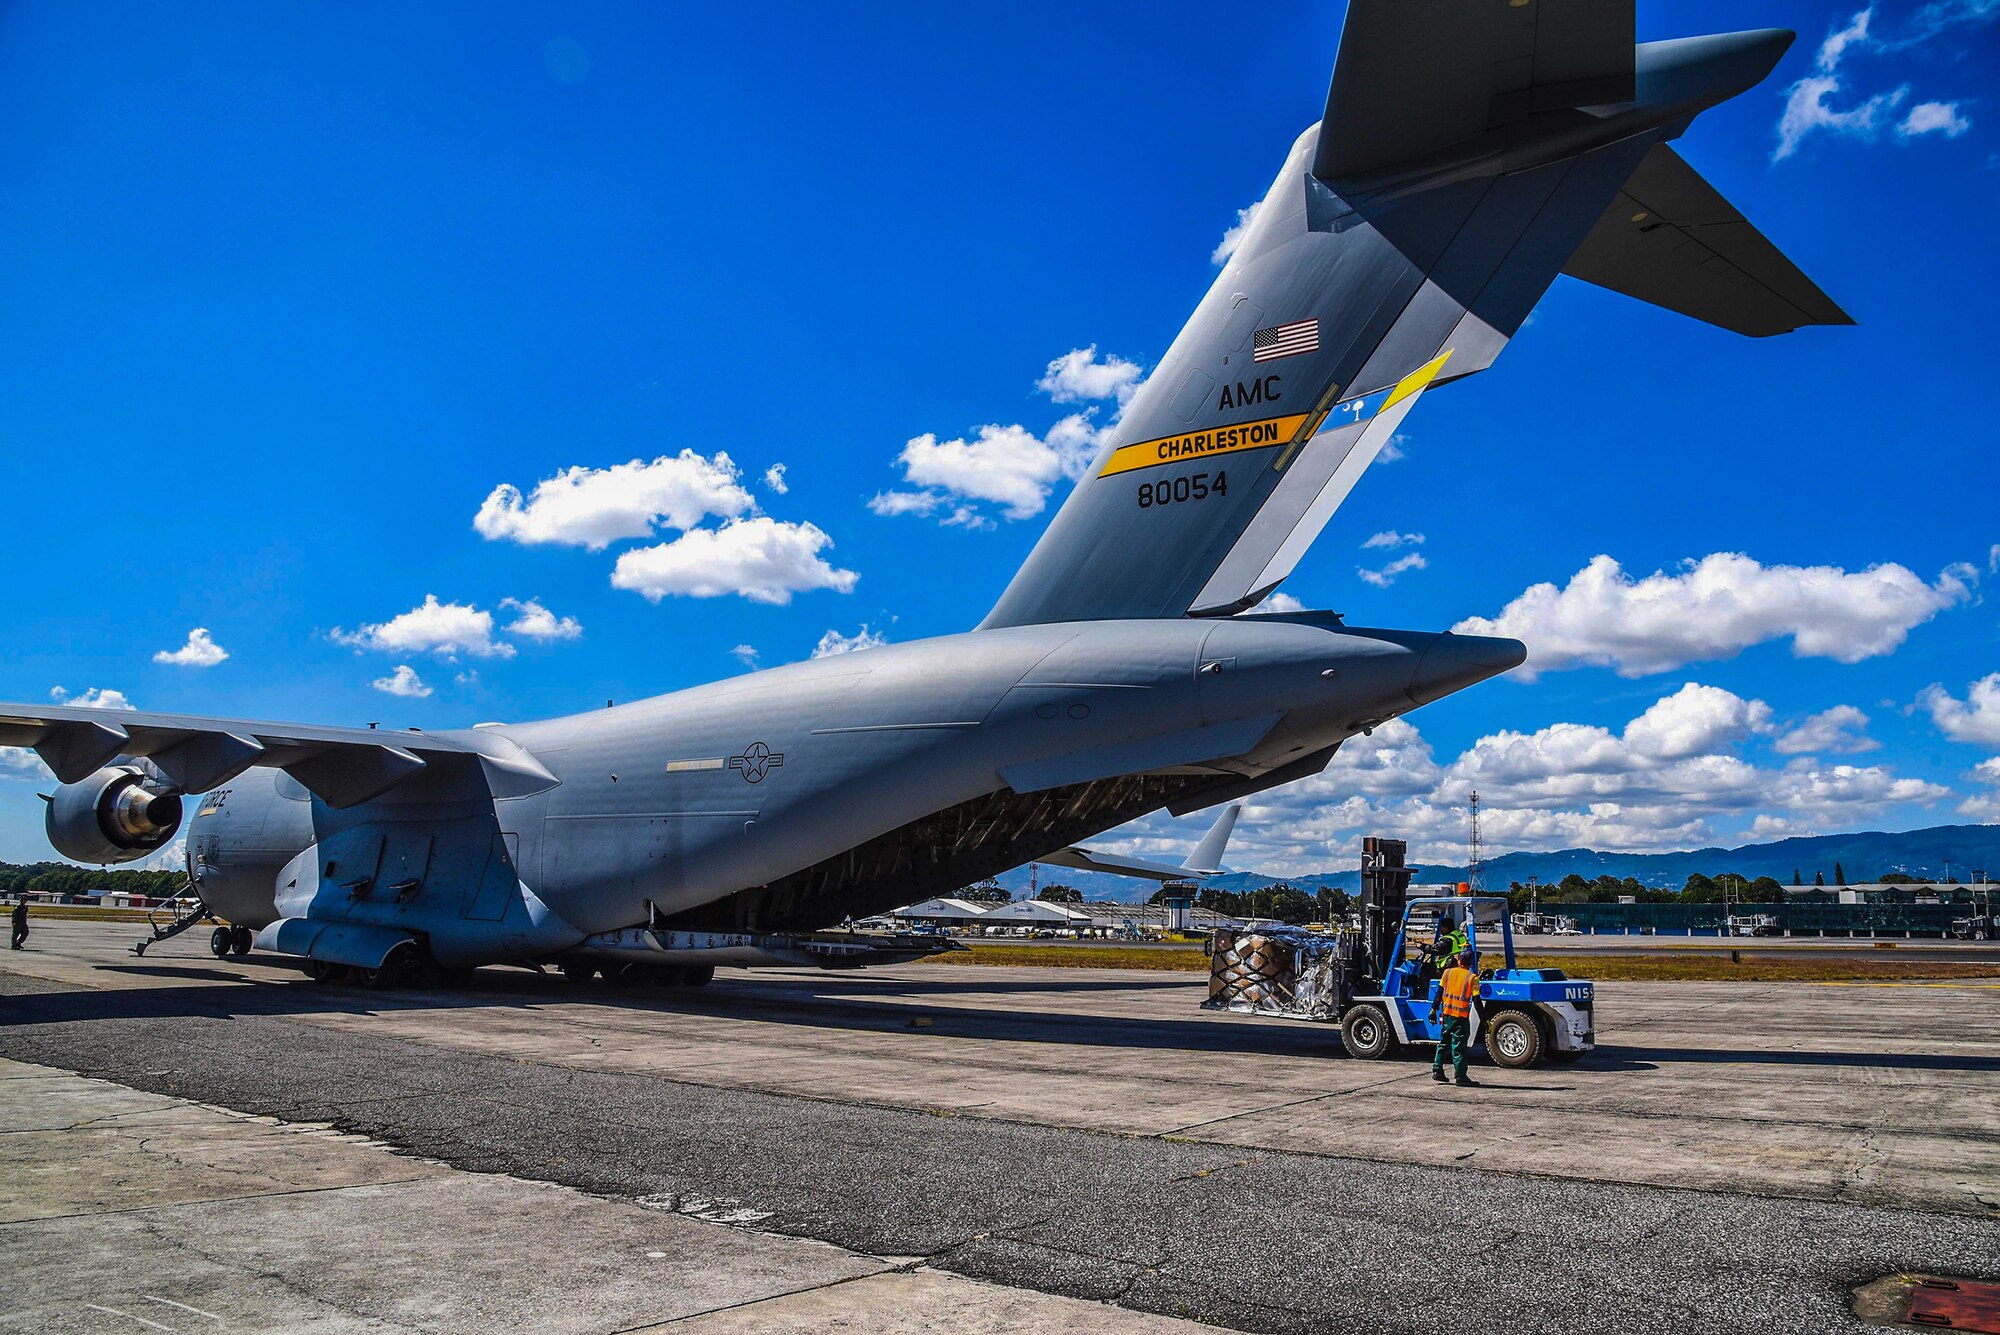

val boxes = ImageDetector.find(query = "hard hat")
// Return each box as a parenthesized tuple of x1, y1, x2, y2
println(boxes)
(1458, 948, 1476, 965)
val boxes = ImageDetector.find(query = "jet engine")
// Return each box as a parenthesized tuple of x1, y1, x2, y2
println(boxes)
(45, 766, 183, 864)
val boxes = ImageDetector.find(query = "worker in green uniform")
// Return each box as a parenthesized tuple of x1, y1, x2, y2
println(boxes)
(1431, 948, 1480, 1086)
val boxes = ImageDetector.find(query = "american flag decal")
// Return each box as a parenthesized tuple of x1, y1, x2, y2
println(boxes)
(1253, 318, 1319, 362)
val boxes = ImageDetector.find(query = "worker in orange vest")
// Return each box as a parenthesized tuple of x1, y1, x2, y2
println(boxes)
(1430, 947, 1480, 1086)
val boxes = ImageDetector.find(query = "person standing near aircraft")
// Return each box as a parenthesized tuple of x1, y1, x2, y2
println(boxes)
(10, 898, 28, 951)
(1431, 949, 1479, 1086)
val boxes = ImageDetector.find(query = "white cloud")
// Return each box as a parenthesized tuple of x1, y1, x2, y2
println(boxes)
(1211, 201, 1263, 266)
(1375, 435, 1408, 464)
(877, 347, 1146, 528)
(1247, 591, 1305, 614)
(0, 748, 50, 782)
(1037, 346, 1144, 408)
(370, 665, 432, 698)
(1623, 683, 1775, 761)
(50, 686, 135, 710)
(153, 627, 228, 668)
(1775, 75, 1908, 160)
(1961, 756, 2000, 820)
(1919, 673, 2000, 745)
(332, 595, 515, 660)
(1774, 704, 1879, 755)
(499, 597, 582, 643)
(1819, 7, 1876, 71)
(611, 517, 858, 605)
(731, 644, 760, 669)
(763, 463, 789, 495)
(1899, 99, 1971, 138)
(811, 624, 888, 658)
(474, 451, 755, 551)
(1357, 552, 1427, 587)
(890, 423, 1073, 521)
(1454, 553, 1974, 679)
(1361, 530, 1424, 550)
(1092, 682, 1954, 873)
(1775, 4, 1993, 160)
(1989, 543, 2000, 575)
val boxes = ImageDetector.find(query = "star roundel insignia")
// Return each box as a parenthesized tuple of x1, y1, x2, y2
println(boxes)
(727, 741, 784, 783)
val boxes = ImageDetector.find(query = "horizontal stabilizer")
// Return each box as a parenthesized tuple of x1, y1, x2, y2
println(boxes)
(1563, 144, 1853, 336)
(1317, 0, 1635, 180)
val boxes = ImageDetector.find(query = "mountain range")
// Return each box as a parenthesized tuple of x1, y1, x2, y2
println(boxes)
(992, 824, 2000, 903)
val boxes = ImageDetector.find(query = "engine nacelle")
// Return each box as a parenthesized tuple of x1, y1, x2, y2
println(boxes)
(46, 766, 184, 865)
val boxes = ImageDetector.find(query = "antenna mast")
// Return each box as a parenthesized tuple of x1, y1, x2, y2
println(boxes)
(1467, 790, 1485, 893)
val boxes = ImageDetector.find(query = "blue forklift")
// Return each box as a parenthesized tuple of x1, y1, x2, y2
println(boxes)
(1204, 838, 1595, 1068)
(1339, 837, 1594, 1067)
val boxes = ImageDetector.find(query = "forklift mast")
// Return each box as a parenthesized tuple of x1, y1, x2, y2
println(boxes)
(1358, 837, 1412, 987)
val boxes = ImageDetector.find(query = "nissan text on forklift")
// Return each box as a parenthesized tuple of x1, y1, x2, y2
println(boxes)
(1204, 838, 1596, 1068)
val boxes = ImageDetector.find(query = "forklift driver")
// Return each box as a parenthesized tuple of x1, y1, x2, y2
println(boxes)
(1430, 948, 1481, 1087)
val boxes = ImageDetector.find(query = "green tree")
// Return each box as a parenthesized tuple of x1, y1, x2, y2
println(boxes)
(1792, 869, 1802, 887)
(1035, 884, 1082, 903)
(1681, 873, 1720, 903)
(1749, 876, 1785, 903)
(1814, 870, 1825, 887)
(1835, 861, 1846, 887)
(960, 882, 1011, 904)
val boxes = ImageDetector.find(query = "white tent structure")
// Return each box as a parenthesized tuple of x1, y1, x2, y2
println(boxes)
(974, 899, 1092, 926)
(889, 897, 994, 926)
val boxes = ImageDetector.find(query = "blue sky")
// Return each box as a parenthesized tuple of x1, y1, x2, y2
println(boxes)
(1, 1, 1996, 875)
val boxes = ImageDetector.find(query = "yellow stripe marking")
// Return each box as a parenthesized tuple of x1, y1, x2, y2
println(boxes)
(1098, 412, 1310, 479)
(1385, 349, 1453, 410)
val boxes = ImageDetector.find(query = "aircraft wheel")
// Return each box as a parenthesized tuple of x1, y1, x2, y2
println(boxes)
(436, 966, 476, 988)
(308, 959, 346, 985)
(1339, 1004, 1397, 1060)
(600, 962, 641, 988)
(1486, 1009, 1545, 1069)
(364, 942, 426, 990)
(231, 926, 254, 956)
(680, 965, 715, 988)
(650, 965, 686, 987)
(560, 962, 598, 985)
(209, 926, 233, 958)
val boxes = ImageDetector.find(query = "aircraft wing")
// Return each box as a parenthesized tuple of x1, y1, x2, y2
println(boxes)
(1315, 0, 1635, 180)
(1038, 803, 1242, 883)
(1562, 143, 1854, 336)
(0, 703, 555, 807)
(1037, 846, 1207, 883)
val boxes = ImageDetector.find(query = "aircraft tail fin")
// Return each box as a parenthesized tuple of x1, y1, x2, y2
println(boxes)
(1563, 144, 1852, 337)
(1182, 803, 1241, 875)
(979, 9, 1845, 630)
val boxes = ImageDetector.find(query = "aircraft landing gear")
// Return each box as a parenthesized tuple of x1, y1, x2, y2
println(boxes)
(560, 961, 597, 984)
(231, 926, 253, 956)
(209, 926, 233, 959)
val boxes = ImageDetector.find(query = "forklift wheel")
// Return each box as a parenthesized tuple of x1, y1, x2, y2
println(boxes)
(1339, 1004, 1397, 1060)
(1486, 1009, 1545, 1068)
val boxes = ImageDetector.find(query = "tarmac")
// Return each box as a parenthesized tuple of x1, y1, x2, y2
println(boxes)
(3, 919, 1997, 1334)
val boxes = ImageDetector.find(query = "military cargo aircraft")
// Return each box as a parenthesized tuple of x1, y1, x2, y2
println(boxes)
(3, 3, 1846, 985)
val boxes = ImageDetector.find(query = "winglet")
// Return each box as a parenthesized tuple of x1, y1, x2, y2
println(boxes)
(1182, 803, 1242, 874)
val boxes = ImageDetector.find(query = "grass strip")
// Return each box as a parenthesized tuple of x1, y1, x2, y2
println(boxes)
(930, 942, 1999, 983)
